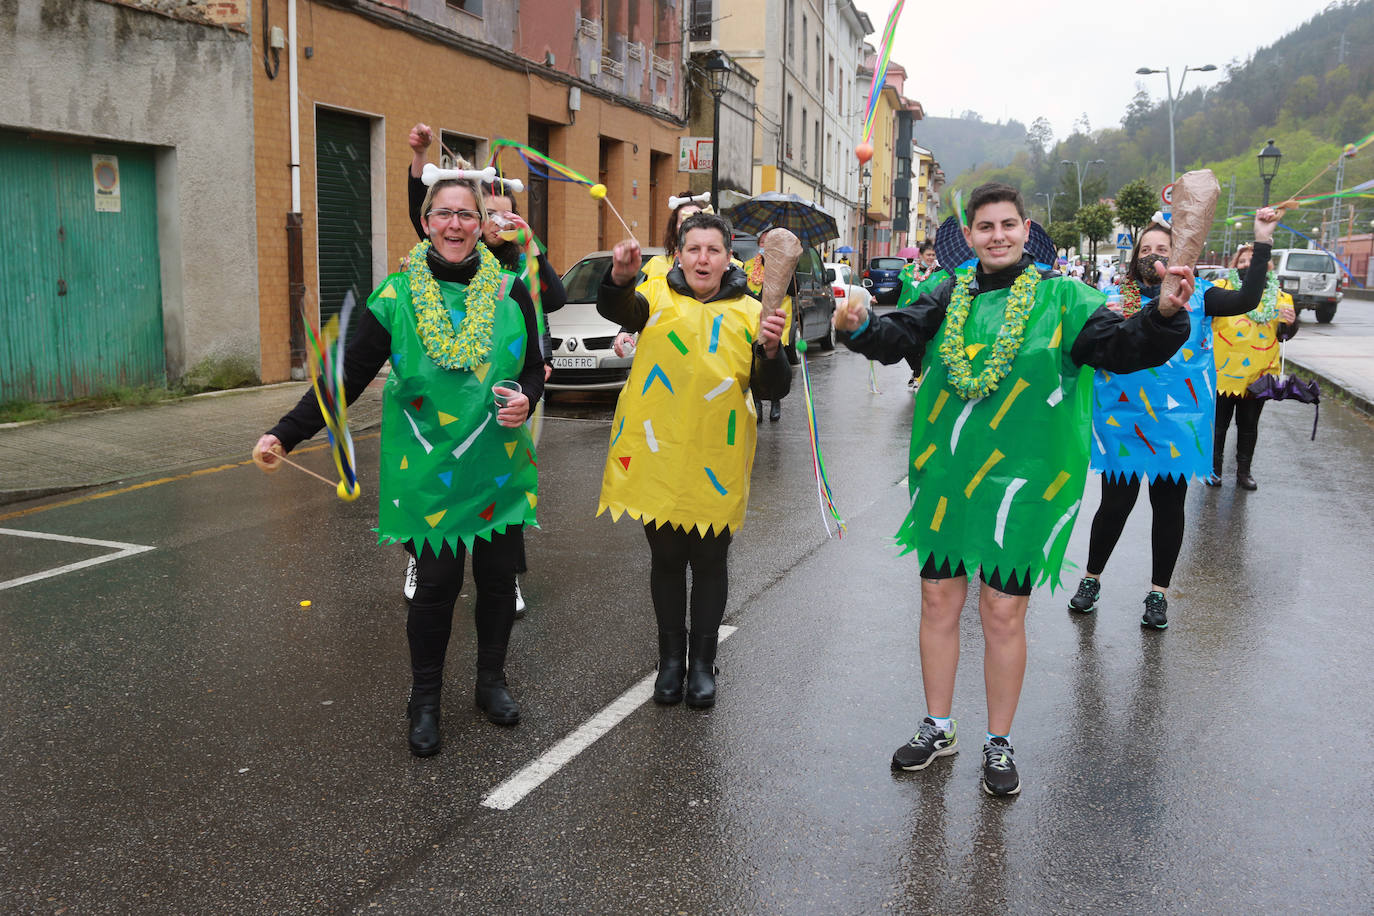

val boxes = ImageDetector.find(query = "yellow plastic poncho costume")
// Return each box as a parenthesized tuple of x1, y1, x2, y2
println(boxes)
(597, 275, 763, 535)
(1211, 272, 1294, 396)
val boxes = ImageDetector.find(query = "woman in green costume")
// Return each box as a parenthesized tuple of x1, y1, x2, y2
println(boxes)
(835, 182, 1192, 797)
(255, 170, 546, 756)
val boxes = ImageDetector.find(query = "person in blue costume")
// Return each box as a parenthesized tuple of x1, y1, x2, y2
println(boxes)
(1067, 207, 1280, 629)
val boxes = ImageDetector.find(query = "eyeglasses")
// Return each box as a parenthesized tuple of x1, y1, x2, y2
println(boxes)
(426, 208, 481, 224)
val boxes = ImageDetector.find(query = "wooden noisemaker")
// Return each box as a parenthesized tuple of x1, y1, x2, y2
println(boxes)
(1161, 169, 1220, 303)
(759, 228, 803, 326)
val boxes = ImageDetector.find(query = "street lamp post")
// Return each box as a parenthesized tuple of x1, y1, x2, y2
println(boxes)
(1037, 190, 1065, 225)
(1135, 64, 1218, 186)
(1257, 138, 1282, 208)
(703, 51, 732, 212)
(1060, 158, 1106, 209)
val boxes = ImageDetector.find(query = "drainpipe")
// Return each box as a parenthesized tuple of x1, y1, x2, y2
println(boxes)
(286, 0, 306, 379)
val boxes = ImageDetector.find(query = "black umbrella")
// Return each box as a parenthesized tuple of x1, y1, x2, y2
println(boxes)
(933, 214, 1058, 272)
(726, 192, 840, 247)
(1248, 357, 1320, 440)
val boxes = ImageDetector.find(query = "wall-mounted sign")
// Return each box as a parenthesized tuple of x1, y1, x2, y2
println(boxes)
(93, 154, 121, 212)
(678, 137, 713, 173)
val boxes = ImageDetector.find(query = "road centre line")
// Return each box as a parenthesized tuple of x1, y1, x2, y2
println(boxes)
(481, 624, 739, 811)
(0, 527, 156, 591)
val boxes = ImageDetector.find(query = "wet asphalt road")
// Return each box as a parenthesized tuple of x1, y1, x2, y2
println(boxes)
(3, 339, 1373, 914)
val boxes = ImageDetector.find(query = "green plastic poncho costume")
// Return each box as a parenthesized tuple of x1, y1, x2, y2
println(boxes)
(368, 243, 538, 555)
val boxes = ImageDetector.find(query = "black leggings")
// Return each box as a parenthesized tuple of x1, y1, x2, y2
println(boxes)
(919, 557, 1031, 597)
(406, 527, 522, 695)
(1086, 474, 1187, 587)
(1215, 395, 1265, 467)
(643, 523, 732, 635)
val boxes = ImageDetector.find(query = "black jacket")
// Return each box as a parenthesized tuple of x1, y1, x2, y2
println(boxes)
(597, 263, 793, 401)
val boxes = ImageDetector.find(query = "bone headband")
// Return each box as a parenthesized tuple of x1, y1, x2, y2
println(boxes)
(667, 192, 711, 210)
(421, 162, 498, 187)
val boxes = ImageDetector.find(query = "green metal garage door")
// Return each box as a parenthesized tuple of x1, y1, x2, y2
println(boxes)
(315, 110, 373, 332)
(0, 130, 164, 403)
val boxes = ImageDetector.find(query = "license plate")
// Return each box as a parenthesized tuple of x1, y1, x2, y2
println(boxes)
(552, 356, 596, 369)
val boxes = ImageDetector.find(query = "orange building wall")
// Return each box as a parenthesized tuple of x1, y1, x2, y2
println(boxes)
(253, 0, 684, 382)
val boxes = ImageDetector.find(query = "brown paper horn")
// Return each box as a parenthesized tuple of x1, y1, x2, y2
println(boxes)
(1161, 169, 1220, 303)
(759, 229, 803, 325)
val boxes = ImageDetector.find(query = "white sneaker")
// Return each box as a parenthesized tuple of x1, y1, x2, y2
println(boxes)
(907, 374, 920, 391)
(403, 556, 418, 601)
(514, 578, 527, 618)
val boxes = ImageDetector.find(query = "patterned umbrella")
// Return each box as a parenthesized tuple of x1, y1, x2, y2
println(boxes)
(726, 192, 840, 247)
(933, 214, 1058, 272)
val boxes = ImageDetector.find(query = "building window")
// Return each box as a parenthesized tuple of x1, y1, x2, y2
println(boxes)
(785, 0, 793, 57)
(689, 0, 712, 42)
(440, 132, 480, 169)
(801, 106, 808, 164)
(815, 38, 821, 90)
(802, 15, 808, 75)
(814, 120, 820, 173)
(447, 0, 483, 14)
(828, 54, 834, 96)
(785, 93, 794, 159)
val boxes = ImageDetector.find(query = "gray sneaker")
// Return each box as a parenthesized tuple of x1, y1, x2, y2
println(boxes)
(891, 717, 958, 771)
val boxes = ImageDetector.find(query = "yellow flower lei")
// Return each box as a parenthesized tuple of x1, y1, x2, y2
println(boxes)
(408, 239, 502, 370)
(939, 264, 1041, 400)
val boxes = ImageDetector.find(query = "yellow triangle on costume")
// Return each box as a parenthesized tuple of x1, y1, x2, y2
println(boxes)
(965, 343, 986, 359)
(473, 363, 491, 383)
(1181, 348, 1194, 361)
(1105, 415, 1120, 427)
(504, 441, 518, 458)
(437, 411, 458, 426)
(378, 284, 397, 299)
(400, 455, 409, 469)
(525, 491, 537, 508)
(1049, 323, 1063, 349)
(1169, 443, 1181, 458)
(424, 509, 446, 528)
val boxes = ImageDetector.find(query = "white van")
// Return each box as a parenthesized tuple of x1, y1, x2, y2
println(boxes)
(1270, 248, 1344, 323)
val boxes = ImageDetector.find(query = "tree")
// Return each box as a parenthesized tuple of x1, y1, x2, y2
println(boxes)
(1046, 221, 1078, 257)
(1075, 202, 1117, 274)
(1114, 179, 1156, 242)
(1122, 89, 1154, 135)
(1026, 116, 1053, 170)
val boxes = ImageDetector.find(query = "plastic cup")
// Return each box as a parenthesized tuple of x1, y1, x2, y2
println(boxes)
(493, 380, 522, 410)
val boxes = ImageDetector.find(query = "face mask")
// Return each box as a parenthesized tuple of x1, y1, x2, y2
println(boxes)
(1137, 254, 1169, 284)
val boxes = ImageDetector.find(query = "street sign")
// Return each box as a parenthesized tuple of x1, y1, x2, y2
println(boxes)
(1162, 183, 1173, 205)
(678, 137, 713, 173)
(1116, 232, 1131, 249)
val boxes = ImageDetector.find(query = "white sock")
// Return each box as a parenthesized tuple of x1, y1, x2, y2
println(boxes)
(986, 731, 1009, 745)
(928, 715, 952, 732)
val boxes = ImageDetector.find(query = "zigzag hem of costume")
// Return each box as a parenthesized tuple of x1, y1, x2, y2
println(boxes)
(1100, 468, 1192, 485)
(374, 513, 538, 555)
(596, 501, 739, 538)
(893, 530, 1079, 594)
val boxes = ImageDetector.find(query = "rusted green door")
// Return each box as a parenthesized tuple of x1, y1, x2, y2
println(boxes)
(315, 109, 372, 333)
(0, 129, 165, 403)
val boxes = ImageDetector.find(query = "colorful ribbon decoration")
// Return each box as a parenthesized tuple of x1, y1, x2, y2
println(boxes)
(488, 139, 635, 241)
(796, 341, 846, 539)
(859, 0, 905, 146)
(1275, 221, 1367, 288)
(302, 291, 361, 500)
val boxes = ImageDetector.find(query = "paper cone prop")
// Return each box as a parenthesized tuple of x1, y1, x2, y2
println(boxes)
(760, 228, 803, 325)
(1162, 169, 1220, 303)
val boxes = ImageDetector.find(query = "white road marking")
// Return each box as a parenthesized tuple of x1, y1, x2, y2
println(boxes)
(0, 528, 155, 591)
(481, 624, 739, 811)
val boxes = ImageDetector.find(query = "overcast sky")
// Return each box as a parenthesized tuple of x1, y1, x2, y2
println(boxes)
(853, 0, 1343, 142)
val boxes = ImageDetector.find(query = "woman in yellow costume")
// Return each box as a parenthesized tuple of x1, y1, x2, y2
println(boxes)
(1208, 243, 1297, 489)
(598, 212, 792, 708)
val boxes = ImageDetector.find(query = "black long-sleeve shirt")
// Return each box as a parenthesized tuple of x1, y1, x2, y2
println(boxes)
(267, 248, 545, 452)
(597, 263, 793, 401)
(840, 254, 1190, 375)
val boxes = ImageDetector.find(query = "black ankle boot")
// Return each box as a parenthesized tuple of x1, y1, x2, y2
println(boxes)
(475, 671, 520, 725)
(653, 629, 687, 705)
(685, 632, 719, 709)
(754, 396, 763, 424)
(1236, 455, 1258, 491)
(769, 401, 781, 422)
(406, 691, 442, 757)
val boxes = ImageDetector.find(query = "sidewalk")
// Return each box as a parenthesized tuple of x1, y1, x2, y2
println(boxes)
(0, 382, 385, 506)
(3, 299, 1371, 507)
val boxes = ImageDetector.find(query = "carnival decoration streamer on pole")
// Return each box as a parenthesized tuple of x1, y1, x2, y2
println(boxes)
(489, 139, 637, 242)
(854, 0, 905, 166)
(302, 290, 361, 501)
(496, 215, 552, 443)
(868, 361, 881, 394)
(797, 337, 846, 539)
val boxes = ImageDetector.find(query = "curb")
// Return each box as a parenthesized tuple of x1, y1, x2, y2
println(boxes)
(1284, 356, 1374, 419)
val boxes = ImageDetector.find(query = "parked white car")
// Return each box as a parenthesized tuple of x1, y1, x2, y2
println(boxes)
(825, 262, 852, 312)
(546, 248, 665, 391)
